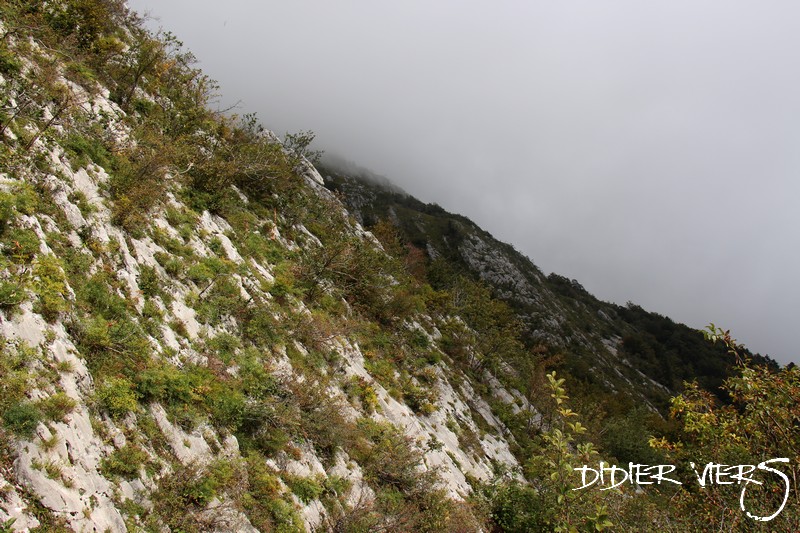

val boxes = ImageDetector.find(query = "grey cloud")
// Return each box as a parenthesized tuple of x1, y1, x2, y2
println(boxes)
(128, 0, 800, 364)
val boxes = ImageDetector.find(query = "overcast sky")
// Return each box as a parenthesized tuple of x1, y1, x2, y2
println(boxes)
(128, 0, 800, 365)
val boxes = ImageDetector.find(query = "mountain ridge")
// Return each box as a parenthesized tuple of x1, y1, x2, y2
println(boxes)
(321, 165, 778, 408)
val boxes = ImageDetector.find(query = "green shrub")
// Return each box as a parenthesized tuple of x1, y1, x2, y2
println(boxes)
(136, 364, 226, 431)
(164, 206, 198, 230)
(245, 454, 282, 495)
(151, 227, 194, 257)
(203, 255, 231, 275)
(67, 190, 96, 218)
(352, 419, 426, 492)
(108, 127, 173, 235)
(141, 297, 163, 321)
(207, 388, 246, 432)
(232, 364, 298, 455)
(65, 61, 97, 87)
(153, 251, 184, 278)
(100, 444, 148, 480)
(263, 499, 304, 533)
(323, 475, 351, 499)
(0, 192, 15, 234)
(364, 357, 397, 394)
(187, 262, 214, 285)
(344, 376, 378, 413)
(205, 332, 240, 363)
(0, 45, 22, 76)
(480, 480, 546, 532)
(151, 462, 220, 532)
(415, 366, 439, 385)
(0, 341, 34, 416)
(131, 98, 154, 115)
(137, 265, 161, 297)
(63, 133, 112, 170)
(269, 263, 302, 301)
(600, 408, 665, 465)
(243, 456, 304, 533)
(58, 244, 93, 282)
(33, 255, 69, 322)
(37, 392, 77, 422)
(283, 474, 324, 504)
(408, 329, 430, 349)
(75, 315, 112, 354)
(2, 402, 42, 437)
(402, 381, 437, 415)
(76, 274, 128, 319)
(194, 276, 242, 324)
(242, 306, 280, 346)
(208, 236, 224, 256)
(11, 185, 38, 217)
(169, 318, 188, 339)
(2, 228, 40, 264)
(241, 425, 291, 457)
(135, 365, 194, 405)
(242, 232, 284, 263)
(0, 279, 26, 312)
(73, 314, 151, 375)
(96, 377, 139, 419)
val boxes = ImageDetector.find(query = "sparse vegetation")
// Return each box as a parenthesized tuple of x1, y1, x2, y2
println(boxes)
(100, 444, 148, 480)
(2, 401, 42, 438)
(0, 3, 791, 531)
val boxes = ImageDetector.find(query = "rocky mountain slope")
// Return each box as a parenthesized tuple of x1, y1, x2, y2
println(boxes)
(0, 4, 550, 530)
(322, 165, 777, 410)
(0, 2, 783, 532)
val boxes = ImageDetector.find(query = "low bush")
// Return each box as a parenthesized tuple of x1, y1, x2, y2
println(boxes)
(153, 251, 184, 278)
(76, 274, 129, 320)
(204, 332, 240, 363)
(62, 133, 112, 170)
(100, 444, 148, 480)
(0, 341, 34, 416)
(0, 192, 16, 234)
(95, 377, 139, 419)
(68, 190, 96, 218)
(283, 474, 324, 504)
(243, 454, 304, 533)
(73, 314, 151, 375)
(2, 227, 40, 264)
(344, 376, 378, 413)
(187, 262, 214, 285)
(352, 419, 426, 492)
(193, 276, 242, 325)
(2, 402, 42, 437)
(33, 255, 69, 322)
(402, 381, 437, 415)
(37, 392, 77, 422)
(150, 462, 219, 532)
(0, 44, 22, 76)
(0, 278, 26, 312)
(137, 265, 162, 298)
(241, 305, 281, 346)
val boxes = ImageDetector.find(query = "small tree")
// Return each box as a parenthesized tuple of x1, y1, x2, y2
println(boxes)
(526, 372, 614, 532)
(650, 325, 800, 529)
(283, 130, 323, 167)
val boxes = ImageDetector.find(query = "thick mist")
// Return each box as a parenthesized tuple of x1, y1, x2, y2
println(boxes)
(128, 0, 800, 364)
